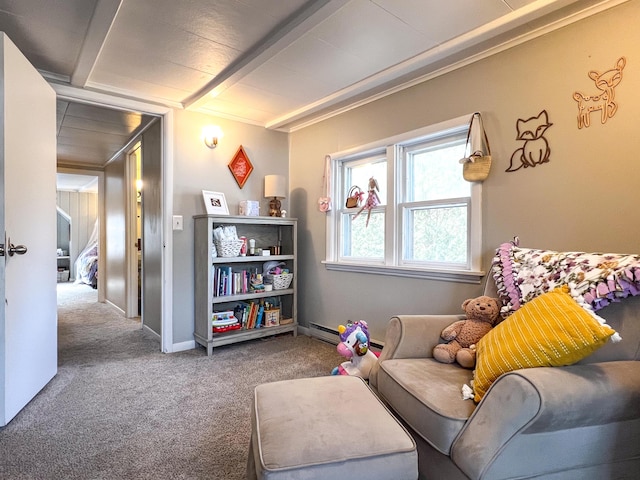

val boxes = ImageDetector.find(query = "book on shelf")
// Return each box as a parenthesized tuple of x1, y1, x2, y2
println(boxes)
(225, 299, 273, 330)
(213, 266, 255, 297)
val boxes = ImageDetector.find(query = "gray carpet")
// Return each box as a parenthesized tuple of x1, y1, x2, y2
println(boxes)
(0, 282, 343, 479)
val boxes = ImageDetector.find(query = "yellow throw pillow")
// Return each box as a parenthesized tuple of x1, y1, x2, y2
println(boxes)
(473, 286, 616, 402)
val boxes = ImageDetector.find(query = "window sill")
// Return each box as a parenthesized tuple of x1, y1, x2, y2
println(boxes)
(322, 261, 485, 284)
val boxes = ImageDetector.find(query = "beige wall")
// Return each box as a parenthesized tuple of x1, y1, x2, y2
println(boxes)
(289, 2, 640, 342)
(171, 109, 289, 344)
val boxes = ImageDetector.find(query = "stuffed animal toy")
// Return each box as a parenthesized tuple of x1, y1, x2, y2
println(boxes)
(432, 296, 500, 369)
(331, 320, 379, 379)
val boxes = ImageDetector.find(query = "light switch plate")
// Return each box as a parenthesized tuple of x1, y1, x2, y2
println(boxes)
(172, 215, 183, 231)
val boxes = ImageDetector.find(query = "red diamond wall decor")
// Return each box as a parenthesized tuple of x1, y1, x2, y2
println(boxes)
(228, 145, 253, 188)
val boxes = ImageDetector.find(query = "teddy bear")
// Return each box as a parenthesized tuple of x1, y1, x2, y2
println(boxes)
(432, 296, 500, 369)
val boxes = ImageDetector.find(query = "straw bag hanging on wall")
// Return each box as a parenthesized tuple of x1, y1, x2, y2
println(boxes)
(460, 112, 492, 182)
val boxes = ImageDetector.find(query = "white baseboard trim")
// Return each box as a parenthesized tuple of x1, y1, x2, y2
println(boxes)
(171, 340, 196, 353)
(105, 300, 125, 316)
(142, 324, 161, 340)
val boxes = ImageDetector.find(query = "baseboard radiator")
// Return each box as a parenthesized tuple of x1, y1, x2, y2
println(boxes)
(308, 322, 385, 350)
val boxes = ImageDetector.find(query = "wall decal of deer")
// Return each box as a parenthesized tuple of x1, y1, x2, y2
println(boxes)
(573, 57, 626, 129)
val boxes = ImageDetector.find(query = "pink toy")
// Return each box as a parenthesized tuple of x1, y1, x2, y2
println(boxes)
(353, 177, 380, 227)
(331, 320, 379, 379)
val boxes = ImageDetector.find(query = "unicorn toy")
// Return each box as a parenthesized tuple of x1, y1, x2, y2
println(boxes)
(331, 320, 379, 379)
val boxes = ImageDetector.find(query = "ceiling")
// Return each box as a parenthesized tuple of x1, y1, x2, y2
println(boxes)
(56, 172, 99, 193)
(0, 0, 625, 176)
(56, 99, 153, 167)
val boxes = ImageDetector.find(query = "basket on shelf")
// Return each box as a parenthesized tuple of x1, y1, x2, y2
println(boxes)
(266, 273, 293, 290)
(214, 239, 244, 258)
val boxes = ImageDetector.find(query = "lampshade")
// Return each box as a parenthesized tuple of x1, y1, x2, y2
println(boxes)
(264, 175, 286, 199)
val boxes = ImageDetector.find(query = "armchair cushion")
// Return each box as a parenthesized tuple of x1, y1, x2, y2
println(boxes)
(473, 286, 616, 402)
(377, 358, 474, 455)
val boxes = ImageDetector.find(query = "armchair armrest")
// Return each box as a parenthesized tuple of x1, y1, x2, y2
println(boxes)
(369, 314, 463, 389)
(452, 361, 640, 480)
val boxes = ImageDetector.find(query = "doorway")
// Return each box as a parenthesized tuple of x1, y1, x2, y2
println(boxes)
(55, 172, 100, 293)
(53, 86, 173, 353)
(55, 98, 164, 344)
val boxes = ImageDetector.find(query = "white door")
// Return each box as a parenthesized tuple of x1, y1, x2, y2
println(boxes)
(0, 33, 57, 426)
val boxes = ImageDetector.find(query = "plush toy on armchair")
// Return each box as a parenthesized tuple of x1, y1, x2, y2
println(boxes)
(432, 296, 500, 369)
(331, 320, 379, 379)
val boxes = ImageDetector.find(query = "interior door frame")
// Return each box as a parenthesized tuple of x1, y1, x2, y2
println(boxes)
(56, 166, 106, 303)
(125, 142, 141, 318)
(52, 84, 175, 353)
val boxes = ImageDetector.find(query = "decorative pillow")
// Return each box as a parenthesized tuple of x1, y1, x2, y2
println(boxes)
(472, 286, 617, 402)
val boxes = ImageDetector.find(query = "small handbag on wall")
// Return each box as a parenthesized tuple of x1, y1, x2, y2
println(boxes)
(318, 155, 332, 212)
(345, 185, 363, 208)
(460, 112, 492, 182)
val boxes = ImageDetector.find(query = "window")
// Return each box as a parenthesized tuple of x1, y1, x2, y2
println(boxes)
(325, 114, 483, 282)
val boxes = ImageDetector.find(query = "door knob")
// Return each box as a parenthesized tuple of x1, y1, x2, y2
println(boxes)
(7, 238, 27, 256)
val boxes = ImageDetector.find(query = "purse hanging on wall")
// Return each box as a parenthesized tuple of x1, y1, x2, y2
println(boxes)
(318, 155, 332, 212)
(459, 112, 492, 182)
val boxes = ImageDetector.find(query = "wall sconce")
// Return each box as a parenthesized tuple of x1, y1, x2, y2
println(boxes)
(264, 174, 286, 217)
(203, 125, 223, 149)
(135, 178, 143, 201)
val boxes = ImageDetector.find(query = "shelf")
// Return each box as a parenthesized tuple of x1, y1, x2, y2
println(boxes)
(194, 322, 297, 350)
(194, 214, 297, 225)
(213, 288, 293, 303)
(194, 215, 297, 356)
(211, 254, 293, 265)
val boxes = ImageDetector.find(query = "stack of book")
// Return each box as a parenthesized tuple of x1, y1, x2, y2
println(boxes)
(233, 300, 264, 330)
(213, 266, 249, 296)
(213, 300, 282, 335)
(213, 266, 265, 296)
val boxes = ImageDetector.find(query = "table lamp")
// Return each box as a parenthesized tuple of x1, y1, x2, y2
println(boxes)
(264, 175, 286, 217)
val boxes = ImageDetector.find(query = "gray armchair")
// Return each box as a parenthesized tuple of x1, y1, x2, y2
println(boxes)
(369, 280, 640, 479)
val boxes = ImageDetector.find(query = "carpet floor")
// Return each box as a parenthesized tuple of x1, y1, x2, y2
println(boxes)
(0, 282, 343, 479)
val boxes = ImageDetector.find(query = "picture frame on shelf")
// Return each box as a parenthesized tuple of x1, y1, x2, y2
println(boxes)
(202, 190, 229, 215)
(228, 145, 254, 188)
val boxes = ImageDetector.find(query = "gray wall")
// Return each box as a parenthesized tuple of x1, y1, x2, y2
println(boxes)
(289, 1, 640, 342)
(104, 153, 126, 311)
(142, 120, 163, 335)
(171, 109, 289, 344)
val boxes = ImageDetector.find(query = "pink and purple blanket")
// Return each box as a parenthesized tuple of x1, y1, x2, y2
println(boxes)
(492, 238, 640, 318)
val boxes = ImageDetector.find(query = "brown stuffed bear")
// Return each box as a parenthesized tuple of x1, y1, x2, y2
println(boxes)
(432, 296, 500, 369)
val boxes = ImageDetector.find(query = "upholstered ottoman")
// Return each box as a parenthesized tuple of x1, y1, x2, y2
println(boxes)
(247, 375, 417, 480)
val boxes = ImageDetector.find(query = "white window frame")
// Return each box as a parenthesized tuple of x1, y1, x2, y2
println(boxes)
(323, 114, 484, 284)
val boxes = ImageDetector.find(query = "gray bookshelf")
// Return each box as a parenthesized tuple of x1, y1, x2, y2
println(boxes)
(194, 215, 298, 355)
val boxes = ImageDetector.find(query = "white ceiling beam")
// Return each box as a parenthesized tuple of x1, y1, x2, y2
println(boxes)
(51, 83, 173, 117)
(267, 0, 624, 130)
(184, 0, 349, 111)
(71, 0, 122, 87)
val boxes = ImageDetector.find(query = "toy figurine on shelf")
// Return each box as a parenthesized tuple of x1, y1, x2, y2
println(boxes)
(352, 176, 380, 227)
(250, 271, 265, 293)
